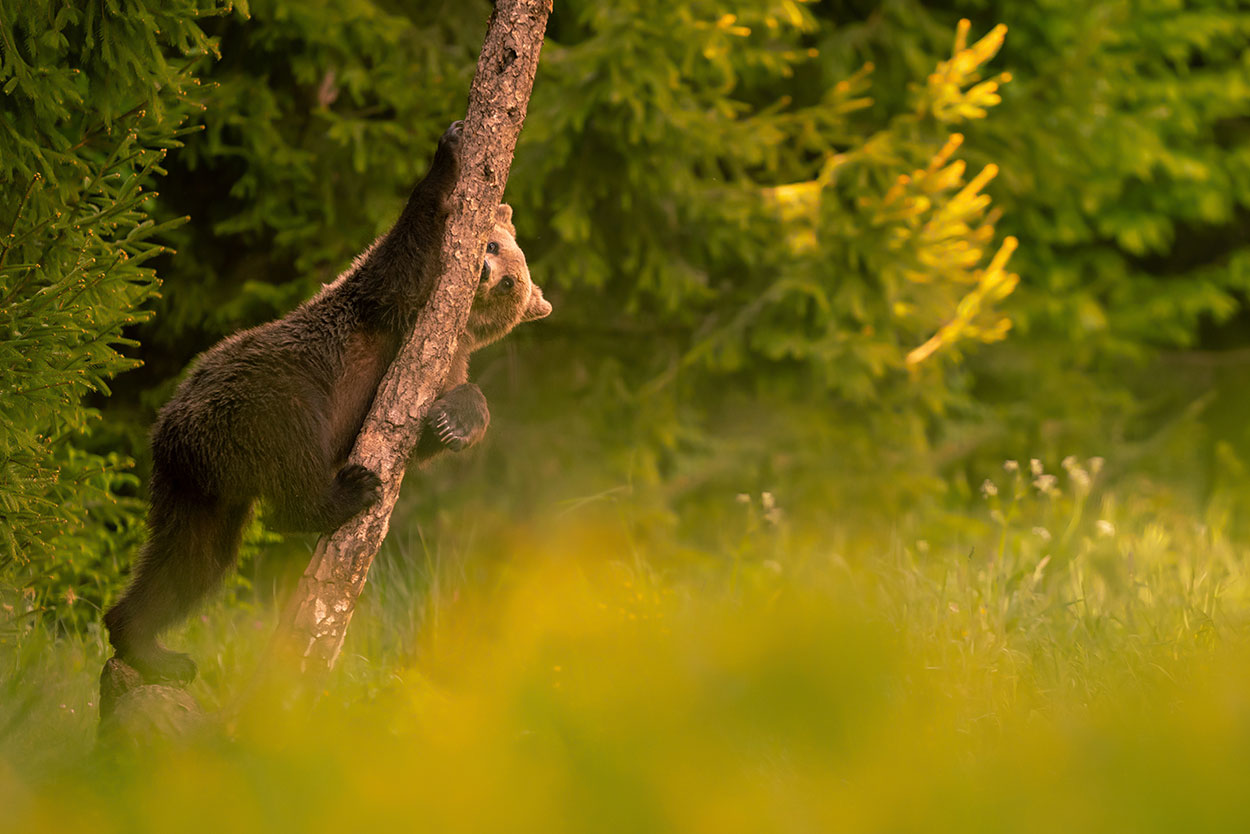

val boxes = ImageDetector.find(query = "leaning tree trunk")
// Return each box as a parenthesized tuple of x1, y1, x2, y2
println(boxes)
(273, 0, 552, 674)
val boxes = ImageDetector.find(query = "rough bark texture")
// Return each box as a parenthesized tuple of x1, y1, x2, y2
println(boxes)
(273, 0, 552, 673)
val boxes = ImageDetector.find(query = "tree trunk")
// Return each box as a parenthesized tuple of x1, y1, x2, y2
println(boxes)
(273, 0, 552, 674)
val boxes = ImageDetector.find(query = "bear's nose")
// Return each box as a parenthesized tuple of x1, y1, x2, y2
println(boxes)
(479, 262, 491, 283)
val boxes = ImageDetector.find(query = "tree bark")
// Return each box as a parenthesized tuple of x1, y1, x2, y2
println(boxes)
(273, 0, 552, 674)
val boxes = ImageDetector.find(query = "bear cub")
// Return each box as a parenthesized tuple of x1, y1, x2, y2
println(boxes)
(104, 121, 551, 683)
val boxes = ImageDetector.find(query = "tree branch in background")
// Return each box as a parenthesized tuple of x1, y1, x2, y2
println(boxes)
(273, 0, 553, 674)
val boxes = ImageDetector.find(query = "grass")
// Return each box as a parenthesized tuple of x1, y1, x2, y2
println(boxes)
(3, 455, 1250, 832)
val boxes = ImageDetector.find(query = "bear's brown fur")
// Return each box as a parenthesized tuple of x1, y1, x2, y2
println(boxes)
(103, 121, 550, 683)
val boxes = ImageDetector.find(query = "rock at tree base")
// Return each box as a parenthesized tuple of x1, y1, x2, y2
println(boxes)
(98, 657, 207, 747)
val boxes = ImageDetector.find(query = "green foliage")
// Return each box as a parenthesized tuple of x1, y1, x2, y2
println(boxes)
(517, 3, 1019, 411)
(0, 0, 229, 625)
(136, 0, 485, 354)
(811, 0, 1250, 468)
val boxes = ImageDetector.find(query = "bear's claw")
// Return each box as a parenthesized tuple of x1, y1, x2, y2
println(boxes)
(441, 120, 464, 151)
(426, 385, 488, 453)
(434, 411, 468, 451)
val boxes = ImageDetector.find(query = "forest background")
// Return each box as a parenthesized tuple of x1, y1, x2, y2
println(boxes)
(4, 0, 1250, 830)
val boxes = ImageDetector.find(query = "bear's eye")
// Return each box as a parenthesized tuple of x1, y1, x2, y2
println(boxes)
(486, 241, 499, 254)
(500, 275, 515, 290)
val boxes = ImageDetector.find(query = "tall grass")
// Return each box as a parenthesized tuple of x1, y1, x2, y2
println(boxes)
(2, 457, 1249, 832)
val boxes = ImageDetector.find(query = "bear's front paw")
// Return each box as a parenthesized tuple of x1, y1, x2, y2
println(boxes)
(426, 383, 489, 452)
(440, 120, 464, 153)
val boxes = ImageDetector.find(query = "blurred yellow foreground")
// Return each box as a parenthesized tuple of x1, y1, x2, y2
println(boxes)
(6, 492, 1250, 834)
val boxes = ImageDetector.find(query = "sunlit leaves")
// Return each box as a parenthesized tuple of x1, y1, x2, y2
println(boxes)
(919, 20, 1011, 122)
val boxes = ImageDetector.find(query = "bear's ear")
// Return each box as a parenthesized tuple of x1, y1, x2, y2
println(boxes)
(523, 284, 552, 322)
(494, 203, 517, 237)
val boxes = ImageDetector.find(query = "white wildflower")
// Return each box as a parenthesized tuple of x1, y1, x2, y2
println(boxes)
(981, 479, 999, 498)
(1096, 520, 1116, 538)
(1030, 458, 1044, 477)
(1089, 456, 1105, 476)
(1033, 473, 1059, 495)
(1003, 459, 1019, 473)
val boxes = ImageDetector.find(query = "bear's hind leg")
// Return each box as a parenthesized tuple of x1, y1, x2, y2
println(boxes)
(104, 490, 249, 683)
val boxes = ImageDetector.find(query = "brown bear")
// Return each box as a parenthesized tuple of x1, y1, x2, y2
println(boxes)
(103, 121, 550, 683)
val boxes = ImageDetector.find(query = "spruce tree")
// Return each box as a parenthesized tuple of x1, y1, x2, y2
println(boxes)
(0, 0, 232, 627)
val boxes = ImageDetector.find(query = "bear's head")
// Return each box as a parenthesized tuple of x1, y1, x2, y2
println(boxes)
(466, 203, 551, 349)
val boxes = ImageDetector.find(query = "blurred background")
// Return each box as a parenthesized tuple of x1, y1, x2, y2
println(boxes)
(4, 0, 1250, 830)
